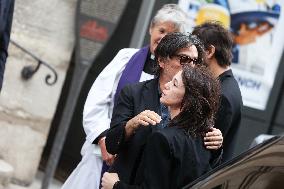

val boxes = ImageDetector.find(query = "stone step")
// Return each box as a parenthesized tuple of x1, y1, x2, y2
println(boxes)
(0, 159, 14, 188)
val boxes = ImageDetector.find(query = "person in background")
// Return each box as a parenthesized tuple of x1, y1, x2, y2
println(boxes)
(105, 32, 221, 187)
(61, 5, 223, 189)
(0, 0, 15, 92)
(192, 22, 243, 162)
(102, 62, 220, 189)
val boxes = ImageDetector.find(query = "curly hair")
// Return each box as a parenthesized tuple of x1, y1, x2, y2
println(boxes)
(154, 32, 206, 75)
(168, 65, 220, 137)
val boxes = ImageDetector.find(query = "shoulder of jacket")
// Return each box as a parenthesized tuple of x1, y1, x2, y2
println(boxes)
(154, 128, 178, 140)
(117, 48, 139, 56)
(124, 78, 155, 90)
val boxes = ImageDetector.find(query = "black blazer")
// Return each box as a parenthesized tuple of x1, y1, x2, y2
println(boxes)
(114, 127, 212, 189)
(106, 78, 161, 184)
(0, 0, 14, 91)
(215, 69, 243, 162)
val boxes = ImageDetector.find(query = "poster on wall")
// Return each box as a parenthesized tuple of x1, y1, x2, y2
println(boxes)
(77, 0, 128, 66)
(178, 0, 284, 110)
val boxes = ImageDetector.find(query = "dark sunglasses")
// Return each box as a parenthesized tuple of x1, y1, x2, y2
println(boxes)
(173, 54, 198, 65)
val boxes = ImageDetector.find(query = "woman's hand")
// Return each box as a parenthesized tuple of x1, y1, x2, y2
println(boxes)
(125, 110, 161, 138)
(204, 128, 223, 150)
(101, 172, 120, 189)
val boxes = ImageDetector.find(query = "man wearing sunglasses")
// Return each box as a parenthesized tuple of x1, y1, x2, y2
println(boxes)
(192, 22, 243, 163)
(172, 54, 198, 66)
(104, 33, 223, 187)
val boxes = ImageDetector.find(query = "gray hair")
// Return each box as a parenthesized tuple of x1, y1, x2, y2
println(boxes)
(150, 4, 189, 33)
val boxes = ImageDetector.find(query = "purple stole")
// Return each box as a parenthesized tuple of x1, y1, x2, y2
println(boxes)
(114, 46, 150, 104)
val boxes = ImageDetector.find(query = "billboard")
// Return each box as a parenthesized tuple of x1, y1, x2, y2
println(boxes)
(178, 0, 283, 110)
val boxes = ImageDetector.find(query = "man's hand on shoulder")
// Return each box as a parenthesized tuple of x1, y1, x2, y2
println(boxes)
(204, 128, 223, 150)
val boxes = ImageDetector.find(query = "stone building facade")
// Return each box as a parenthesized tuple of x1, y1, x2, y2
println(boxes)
(0, 0, 77, 185)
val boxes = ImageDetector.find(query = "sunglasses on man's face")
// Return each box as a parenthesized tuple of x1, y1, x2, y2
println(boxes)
(173, 54, 198, 65)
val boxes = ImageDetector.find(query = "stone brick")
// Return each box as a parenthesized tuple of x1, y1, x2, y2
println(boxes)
(0, 159, 14, 187)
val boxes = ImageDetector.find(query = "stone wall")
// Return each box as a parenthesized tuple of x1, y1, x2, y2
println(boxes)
(0, 0, 77, 185)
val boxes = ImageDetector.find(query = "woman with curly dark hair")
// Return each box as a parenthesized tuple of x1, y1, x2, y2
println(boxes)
(102, 64, 220, 189)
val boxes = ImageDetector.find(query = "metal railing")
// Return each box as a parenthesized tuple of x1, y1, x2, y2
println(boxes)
(10, 39, 58, 86)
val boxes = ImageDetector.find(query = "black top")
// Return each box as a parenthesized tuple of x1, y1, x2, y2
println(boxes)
(0, 0, 15, 91)
(114, 127, 212, 189)
(215, 69, 243, 162)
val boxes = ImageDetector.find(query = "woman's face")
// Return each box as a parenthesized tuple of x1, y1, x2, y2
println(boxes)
(160, 70, 185, 109)
(149, 21, 179, 54)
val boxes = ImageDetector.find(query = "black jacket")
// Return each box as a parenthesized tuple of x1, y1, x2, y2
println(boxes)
(0, 0, 15, 91)
(106, 78, 161, 184)
(215, 69, 243, 162)
(114, 127, 211, 189)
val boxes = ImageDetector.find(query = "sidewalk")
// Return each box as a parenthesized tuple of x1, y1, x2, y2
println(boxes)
(7, 171, 62, 189)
